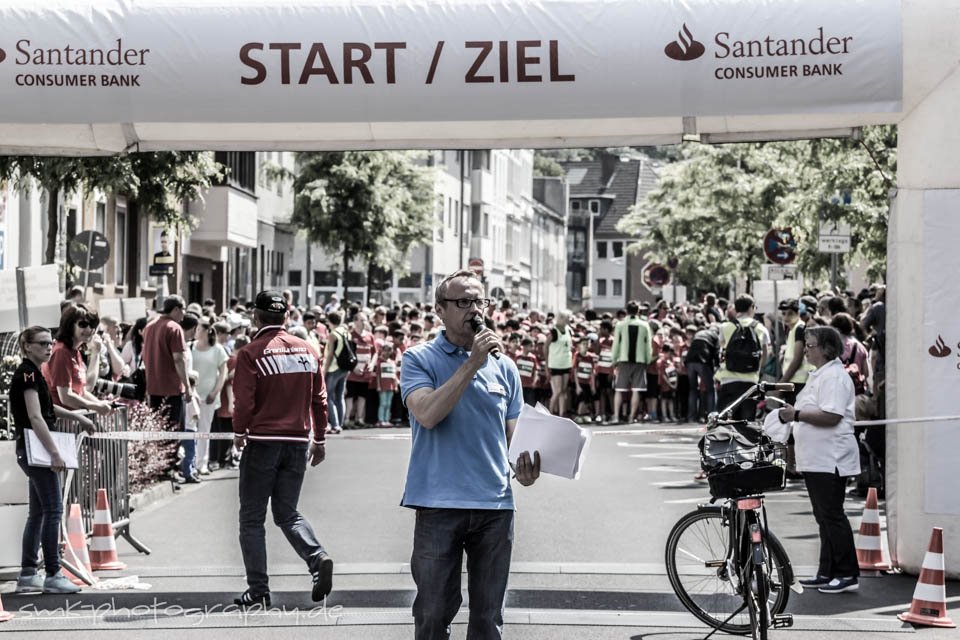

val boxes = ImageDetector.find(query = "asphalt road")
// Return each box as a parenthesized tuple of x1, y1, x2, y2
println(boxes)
(1, 424, 957, 639)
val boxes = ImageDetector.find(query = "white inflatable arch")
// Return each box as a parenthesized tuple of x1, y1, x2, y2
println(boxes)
(0, 0, 957, 575)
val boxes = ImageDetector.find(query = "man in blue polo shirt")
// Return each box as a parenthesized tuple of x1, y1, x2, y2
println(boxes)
(401, 269, 540, 640)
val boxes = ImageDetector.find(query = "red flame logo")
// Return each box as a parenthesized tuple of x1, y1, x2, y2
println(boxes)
(928, 335, 952, 358)
(664, 24, 706, 61)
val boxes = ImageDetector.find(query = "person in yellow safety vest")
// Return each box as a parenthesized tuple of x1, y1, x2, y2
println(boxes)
(716, 294, 769, 420)
(610, 301, 653, 424)
(777, 298, 814, 404)
(546, 310, 574, 417)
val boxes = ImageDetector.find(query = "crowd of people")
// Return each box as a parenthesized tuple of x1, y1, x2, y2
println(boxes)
(18, 282, 887, 472)
(6, 275, 885, 607)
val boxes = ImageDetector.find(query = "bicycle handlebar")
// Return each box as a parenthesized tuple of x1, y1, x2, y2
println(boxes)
(759, 382, 795, 393)
(711, 381, 795, 423)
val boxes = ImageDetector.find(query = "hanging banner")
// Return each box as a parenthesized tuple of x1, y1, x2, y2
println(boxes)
(0, 0, 901, 124)
(921, 190, 960, 515)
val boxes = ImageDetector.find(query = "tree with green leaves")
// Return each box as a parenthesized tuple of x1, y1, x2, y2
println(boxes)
(286, 151, 436, 304)
(0, 152, 222, 265)
(617, 126, 895, 292)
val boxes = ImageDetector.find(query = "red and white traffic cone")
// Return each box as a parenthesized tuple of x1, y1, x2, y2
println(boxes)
(62, 503, 96, 586)
(898, 527, 955, 628)
(856, 487, 891, 574)
(89, 489, 126, 571)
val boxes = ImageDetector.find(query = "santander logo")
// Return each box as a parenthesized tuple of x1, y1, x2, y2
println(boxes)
(929, 335, 952, 358)
(664, 24, 705, 61)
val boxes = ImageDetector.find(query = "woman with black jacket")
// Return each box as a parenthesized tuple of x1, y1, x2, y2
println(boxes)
(10, 326, 95, 595)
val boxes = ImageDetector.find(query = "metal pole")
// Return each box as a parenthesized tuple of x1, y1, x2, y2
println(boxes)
(459, 150, 467, 269)
(83, 236, 93, 299)
(773, 280, 782, 380)
(15, 267, 28, 329)
(830, 253, 839, 292)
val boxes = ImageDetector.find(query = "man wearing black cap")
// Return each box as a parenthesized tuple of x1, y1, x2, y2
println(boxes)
(232, 290, 333, 607)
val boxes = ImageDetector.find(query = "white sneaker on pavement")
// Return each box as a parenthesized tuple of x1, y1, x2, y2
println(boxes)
(15, 573, 44, 593)
(43, 572, 82, 594)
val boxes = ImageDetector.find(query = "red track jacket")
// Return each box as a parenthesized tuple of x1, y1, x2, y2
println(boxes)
(233, 325, 327, 444)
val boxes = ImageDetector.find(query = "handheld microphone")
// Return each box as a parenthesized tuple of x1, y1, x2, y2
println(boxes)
(469, 315, 500, 360)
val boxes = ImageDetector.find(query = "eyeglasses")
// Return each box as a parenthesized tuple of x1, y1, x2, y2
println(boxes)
(804, 343, 820, 350)
(443, 298, 493, 309)
(77, 321, 92, 329)
(28, 341, 54, 347)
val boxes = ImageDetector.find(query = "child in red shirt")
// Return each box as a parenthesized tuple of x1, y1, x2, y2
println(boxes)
(375, 343, 399, 427)
(656, 343, 680, 422)
(572, 338, 598, 424)
(513, 338, 541, 406)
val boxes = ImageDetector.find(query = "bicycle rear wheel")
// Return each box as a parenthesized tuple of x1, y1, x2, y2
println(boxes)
(746, 560, 769, 640)
(665, 507, 789, 635)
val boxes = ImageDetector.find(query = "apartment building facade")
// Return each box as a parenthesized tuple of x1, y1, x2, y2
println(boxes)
(2, 149, 567, 314)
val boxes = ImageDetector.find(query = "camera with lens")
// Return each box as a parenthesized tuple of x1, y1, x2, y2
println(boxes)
(93, 378, 138, 400)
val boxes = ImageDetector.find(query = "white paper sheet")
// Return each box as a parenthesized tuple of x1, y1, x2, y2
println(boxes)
(25, 430, 79, 469)
(509, 403, 591, 480)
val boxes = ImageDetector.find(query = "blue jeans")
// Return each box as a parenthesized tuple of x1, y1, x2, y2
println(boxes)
(325, 369, 349, 428)
(238, 441, 327, 596)
(686, 363, 715, 420)
(150, 394, 193, 477)
(378, 391, 394, 423)
(16, 447, 63, 576)
(411, 508, 514, 640)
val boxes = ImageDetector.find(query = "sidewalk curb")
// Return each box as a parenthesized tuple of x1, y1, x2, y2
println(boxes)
(129, 481, 177, 514)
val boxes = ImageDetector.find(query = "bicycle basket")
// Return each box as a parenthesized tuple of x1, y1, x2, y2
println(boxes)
(699, 428, 787, 498)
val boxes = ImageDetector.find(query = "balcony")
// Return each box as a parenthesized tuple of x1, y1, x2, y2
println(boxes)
(190, 185, 258, 248)
(471, 170, 494, 205)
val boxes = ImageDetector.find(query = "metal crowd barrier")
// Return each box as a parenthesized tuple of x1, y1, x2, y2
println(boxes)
(57, 406, 151, 556)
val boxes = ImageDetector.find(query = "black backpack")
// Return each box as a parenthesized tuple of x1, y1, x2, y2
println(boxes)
(724, 320, 761, 373)
(335, 330, 359, 371)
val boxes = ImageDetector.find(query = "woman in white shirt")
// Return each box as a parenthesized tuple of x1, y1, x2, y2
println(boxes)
(776, 326, 860, 595)
(190, 320, 229, 475)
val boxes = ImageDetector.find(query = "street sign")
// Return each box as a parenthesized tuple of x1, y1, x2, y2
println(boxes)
(68, 230, 110, 270)
(642, 262, 671, 292)
(763, 228, 797, 265)
(468, 257, 484, 277)
(760, 264, 799, 281)
(818, 220, 852, 253)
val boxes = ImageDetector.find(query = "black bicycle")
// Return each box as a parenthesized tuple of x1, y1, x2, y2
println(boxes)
(665, 382, 798, 640)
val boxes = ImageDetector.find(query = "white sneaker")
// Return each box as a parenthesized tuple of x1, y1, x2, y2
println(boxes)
(43, 572, 82, 594)
(15, 573, 44, 593)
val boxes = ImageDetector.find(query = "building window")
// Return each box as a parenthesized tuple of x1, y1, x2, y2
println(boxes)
(472, 150, 491, 171)
(95, 202, 106, 234)
(596, 279, 607, 297)
(567, 229, 585, 264)
(471, 204, 482, 235)
(571, 200, 581, 212)
(115, 207, 126, 286)
(483, 212, 490, 238)
(288, 270, 302, 287)
(314, 270, 338, 287)
(398, 272, 422, 288)
(589, 199, 601, 214)
(613, 278, 623, 297)
(214, 151, 257, 194)
(596, 241, 607, 259)
(346, 271, 365, 287)
(612, 241, 624, 258)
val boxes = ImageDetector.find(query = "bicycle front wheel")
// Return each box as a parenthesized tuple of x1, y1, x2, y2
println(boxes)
(665, 507, 789, 635)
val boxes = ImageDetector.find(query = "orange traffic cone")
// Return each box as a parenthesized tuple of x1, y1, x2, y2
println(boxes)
(856, 487, 891, 573)
(898, 527, 955, 628)
(89, 489, 126, 571)
(62, 503, 95, 586)
(0, 592, 13, 623)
